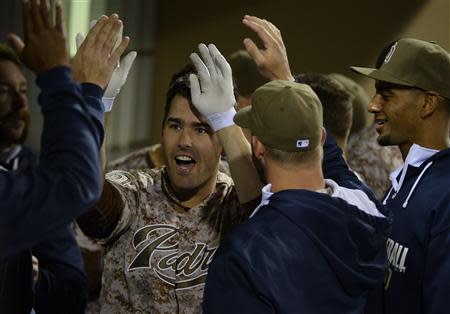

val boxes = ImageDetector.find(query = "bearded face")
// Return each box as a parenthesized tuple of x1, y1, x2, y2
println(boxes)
(0, 61, 29, 148)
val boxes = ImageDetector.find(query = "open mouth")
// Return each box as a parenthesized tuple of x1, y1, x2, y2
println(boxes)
(374, 118, 388, 132)
(174, 155, 197, 174)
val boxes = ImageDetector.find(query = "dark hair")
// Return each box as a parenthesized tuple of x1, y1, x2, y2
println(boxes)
(328, 73, 371, 134)
(228, 50, 268, 97)
(296, 73, 353, 141)
(162, 64, 197, 125)
(0, 43, 21, 66)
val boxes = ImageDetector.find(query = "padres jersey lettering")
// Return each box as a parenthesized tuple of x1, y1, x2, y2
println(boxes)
(92, 168, 242, 314)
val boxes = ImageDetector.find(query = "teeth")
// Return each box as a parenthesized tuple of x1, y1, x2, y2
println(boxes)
(176, 155, 193, 161)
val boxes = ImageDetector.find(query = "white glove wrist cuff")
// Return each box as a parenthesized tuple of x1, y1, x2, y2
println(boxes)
(207, 106, 236, 132)
(102, 97, 115, 112)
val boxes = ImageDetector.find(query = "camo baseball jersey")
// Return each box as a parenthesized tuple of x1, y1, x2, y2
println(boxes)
(96, 167, 244, 313)
(107, 145, 162, 172)
(345, 125, 403, 199)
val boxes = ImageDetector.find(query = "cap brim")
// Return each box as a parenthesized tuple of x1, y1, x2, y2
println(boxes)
(350, 66, 415, 87)
(234, 106, 254, 129)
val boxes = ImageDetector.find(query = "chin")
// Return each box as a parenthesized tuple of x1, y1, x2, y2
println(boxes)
(376, 134, 392, 146)
(167, 169, 196, 189)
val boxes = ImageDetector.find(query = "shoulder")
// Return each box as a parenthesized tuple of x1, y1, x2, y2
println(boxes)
(107, 146, 153, 171)
(106, 168, 162, 193)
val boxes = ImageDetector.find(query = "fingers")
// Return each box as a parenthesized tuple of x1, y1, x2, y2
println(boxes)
(118, 51, 137, 80)
(76, 32, 85, 50)
(264, 20, 284, 48)
(96, 14, 118, 52)
(198, 43, 218, 80)
(243, 38, 264, 65)
(189, 73, 201, 105)
(243, 15, 285, 50)
(55, 0, 65, 35)
(21, 0, 32, 42)
(190, 52, 210, 88)
(208, 44, 231, 82)
(30, 0, 44, 31)
(242, 15, 275, 49)
(113, 23, 123, 51)
(40, 0, 51, 28)
(115, 50, 137, 86)
(83, 15, 108, 48)
(110, 36, 130, 66)
(89, 19, 97, 30)
(100, 14, 119, 54)
(7, 33, 25, 56)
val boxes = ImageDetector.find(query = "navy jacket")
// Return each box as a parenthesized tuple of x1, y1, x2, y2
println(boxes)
(3, 146, 88, 313)
(366, 148, 450, 314)
(0, 66, 104, 313)
(204, 135, 391, 313)
(33, 225, 88, 314)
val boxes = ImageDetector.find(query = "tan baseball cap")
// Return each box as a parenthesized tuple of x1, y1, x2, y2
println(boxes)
(351, 38, 450, 99)
(234, 80, 323, 152)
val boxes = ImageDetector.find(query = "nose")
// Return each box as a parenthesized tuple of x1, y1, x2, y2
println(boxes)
(368, 94, 382, 114)
(12, 90, 28, 110)
(177, 128, 193, 149)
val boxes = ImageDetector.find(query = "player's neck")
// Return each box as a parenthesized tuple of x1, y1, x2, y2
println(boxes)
(266, 161, 325, 193)
(173, 177, 218, 210)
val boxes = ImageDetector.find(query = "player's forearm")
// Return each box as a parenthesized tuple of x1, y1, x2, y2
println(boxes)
(77, 180, 123, 239)
(218, 125, 263, 203)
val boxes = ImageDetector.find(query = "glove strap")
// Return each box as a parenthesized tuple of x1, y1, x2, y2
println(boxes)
(207, 107, 236, 132)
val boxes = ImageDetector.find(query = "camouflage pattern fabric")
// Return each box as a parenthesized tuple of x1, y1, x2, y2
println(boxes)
(346, 125, 403, 200)
(94, 167, 243, 313)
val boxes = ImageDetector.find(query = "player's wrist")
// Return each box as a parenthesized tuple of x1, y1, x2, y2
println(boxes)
(206, 107, 236, 132)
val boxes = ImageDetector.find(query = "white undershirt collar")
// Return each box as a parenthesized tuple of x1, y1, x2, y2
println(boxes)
(249, 183, 273, 218)
(389, 143, 438, 192)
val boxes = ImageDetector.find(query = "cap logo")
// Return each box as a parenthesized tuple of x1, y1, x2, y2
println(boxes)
(384, 42, 398, 64)
(296, 139, 310, 148)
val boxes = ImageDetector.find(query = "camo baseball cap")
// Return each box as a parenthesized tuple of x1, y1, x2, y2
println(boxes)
(351, 38, 450, 99)
(234, 80, 323, 152)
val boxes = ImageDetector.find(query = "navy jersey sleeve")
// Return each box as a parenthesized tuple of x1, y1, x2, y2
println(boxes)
(423, 197, 450, 314)
(0, 66, 104, 259)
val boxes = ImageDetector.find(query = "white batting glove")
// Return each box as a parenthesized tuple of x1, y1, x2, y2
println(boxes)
(189, 43, 236, 132)
(76, 19, 137, 112)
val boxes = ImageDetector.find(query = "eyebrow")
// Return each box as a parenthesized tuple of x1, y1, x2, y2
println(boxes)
(0, 81, 27, 87)
(166, 117, 212, 131)
(192, 121, 212, 130)
(167, 117, 182, 124)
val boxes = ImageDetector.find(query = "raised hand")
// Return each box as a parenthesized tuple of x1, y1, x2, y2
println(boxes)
(7, 0, 69, 74)
(189, 43, 236, 132)
(76, 18, 137, 111)
(242, 15, 294, 81)
(71, 14, 130, 89)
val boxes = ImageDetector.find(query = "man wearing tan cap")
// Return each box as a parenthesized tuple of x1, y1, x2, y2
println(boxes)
(352, 38, 450, 314)
(201, 80, 391, 313)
